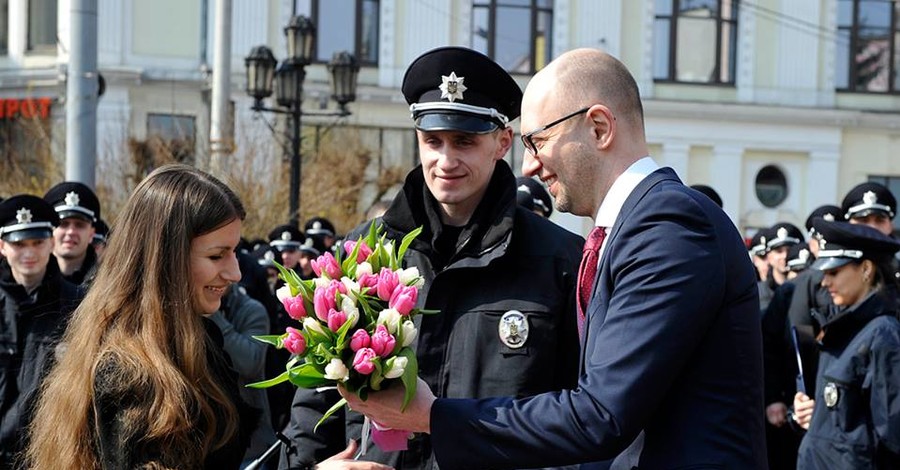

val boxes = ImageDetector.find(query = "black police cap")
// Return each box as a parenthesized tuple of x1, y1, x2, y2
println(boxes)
(92, 218, 109, 244)
(298, 236, 321, 257)
(402, 46, 522, 134)
(268, 224, 304, 250)
(804, 204, 842, 234)
(43, 181, 101, 223)
(251, 244, 282, 268)
(690, 184, 723, 208)
(811, 219, 900, 271)
(304, 217, 336, 238)
(748, 229, 768, 257)
(516, 177, 553, 217)
(765, 222, 804, 251)
(841, 182, 895, 220)
(0, 195, 57, 242)
(786, 242, 813, 272)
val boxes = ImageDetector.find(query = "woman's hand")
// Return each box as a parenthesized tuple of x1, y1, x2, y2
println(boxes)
(792, 392, 815, 430)
(315, 440, 394, 470)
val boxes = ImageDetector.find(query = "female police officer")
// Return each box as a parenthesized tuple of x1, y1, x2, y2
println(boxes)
(792, 219, 900, 468)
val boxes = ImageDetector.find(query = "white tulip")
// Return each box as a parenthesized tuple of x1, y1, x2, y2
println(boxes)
(355, 262, 373, 278)
(341, 297, 360, 328)
(376, 308, 402, 334)
(324, 358, 350, 382)
(275, 284, 293, 302)
(384, 356, 408, 379)
(401, 320, 418, 347)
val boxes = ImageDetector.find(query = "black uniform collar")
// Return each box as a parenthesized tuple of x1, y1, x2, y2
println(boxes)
(382, 160, 517, 261)
(818, 289, 896, 348)
(62, 245, 98, 284)
(0, 255, 64, 301)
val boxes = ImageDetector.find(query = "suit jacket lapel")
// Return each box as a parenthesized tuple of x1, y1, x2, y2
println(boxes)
(583, 167, 682, 341)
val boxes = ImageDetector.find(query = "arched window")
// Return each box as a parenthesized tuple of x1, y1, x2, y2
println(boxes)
(755, 165, 788, 208)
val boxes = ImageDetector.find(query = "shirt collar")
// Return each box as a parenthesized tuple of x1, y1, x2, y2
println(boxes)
(595, 156, 659, 227)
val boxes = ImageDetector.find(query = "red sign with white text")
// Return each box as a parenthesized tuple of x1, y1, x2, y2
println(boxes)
(0, 97, 53, 119)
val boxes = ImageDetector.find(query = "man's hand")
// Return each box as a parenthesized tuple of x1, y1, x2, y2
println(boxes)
(765, 402, 788, 427)
(792, 392, 814, 430)
(315, 440, 394, 470)
(339, 377, 436, 434)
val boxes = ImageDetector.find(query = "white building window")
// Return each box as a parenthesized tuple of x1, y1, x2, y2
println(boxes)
(27, 0, 57, 53)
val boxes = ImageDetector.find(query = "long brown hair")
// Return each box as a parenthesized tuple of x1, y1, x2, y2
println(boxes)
(26, 164, 246, 469)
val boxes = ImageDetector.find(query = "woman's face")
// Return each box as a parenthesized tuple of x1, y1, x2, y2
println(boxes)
(190, 218, 242, 315)
(821, 261, 871, 307)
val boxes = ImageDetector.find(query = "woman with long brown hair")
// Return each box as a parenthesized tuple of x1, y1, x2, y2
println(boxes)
(26, 164, 250, 469)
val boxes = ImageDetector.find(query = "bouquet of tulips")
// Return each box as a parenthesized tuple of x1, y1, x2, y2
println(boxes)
(251, 222, 431, 451)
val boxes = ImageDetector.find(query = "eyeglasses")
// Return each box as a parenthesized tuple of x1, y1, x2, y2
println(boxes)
(521, 107, 590, 155)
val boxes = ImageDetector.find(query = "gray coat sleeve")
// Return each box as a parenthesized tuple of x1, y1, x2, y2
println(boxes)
(209, 288, 270, 379)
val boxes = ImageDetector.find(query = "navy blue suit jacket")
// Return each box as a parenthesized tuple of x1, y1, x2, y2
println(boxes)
(430, 168, 767, 469)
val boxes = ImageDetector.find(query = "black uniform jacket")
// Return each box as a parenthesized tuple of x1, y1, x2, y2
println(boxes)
(62, 245, 98, 286)
(279, 162, 584, 470)
(0, 257, 80, 468)
(797, 291, 900, 469)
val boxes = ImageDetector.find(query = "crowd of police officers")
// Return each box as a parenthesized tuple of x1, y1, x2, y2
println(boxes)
(2, 172, 899, 467)
(4, 179, 898, 469)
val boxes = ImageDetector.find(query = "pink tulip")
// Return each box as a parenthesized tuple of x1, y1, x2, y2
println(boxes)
(352, 348, 377, 375)
(350, 329, 371, 351)
(311, 252, 342, 279)
(376, 268, 400, 301)
(344, 239, 373, 264)
(313, 283, 340, 321)
(327, 308, 348, 332)
(280, 294, 307, 320)
(370, 324, 396, 356)
(389, 285, 417, 316)
(283, 327, 306, 355)
(358, 272, 378, 295)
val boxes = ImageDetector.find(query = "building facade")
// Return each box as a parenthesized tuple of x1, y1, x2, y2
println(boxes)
(1, 0, 899, 237)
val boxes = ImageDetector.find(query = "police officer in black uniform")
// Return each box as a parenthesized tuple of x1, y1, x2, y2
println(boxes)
(760, 221, 805, 470)
(792, 219, 900, 468)
(279, 46, 584, 470)
(304, 217, 337, 255)
(515, 176, 553, 218)
(42, 182, 102, 286)
(0, 195, 81, 468)
(91, 217, 109, 259)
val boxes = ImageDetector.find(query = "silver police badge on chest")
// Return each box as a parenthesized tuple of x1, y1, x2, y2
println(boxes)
(498, 310, 529, 349)
(823, 382, 839, 408)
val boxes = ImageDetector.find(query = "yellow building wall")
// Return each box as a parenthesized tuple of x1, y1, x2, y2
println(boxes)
(839, 130, 900, 194)
(132, 0, 200, 58)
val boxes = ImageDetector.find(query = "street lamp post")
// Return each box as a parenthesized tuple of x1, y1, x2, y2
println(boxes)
(244, 16, 360, 228)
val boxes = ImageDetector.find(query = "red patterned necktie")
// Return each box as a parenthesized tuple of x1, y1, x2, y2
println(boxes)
(576, 226, 607, 338)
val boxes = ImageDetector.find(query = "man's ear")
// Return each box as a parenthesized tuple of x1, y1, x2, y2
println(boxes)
(494, 127, 514, 160)
(587, 104, 616, 151)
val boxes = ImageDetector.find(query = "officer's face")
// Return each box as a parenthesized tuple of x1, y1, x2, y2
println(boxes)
(418, 128, 511, 224)
(821, 261, 871, 306)
(280, 247, 301, 270)
(53, 216, 95, 260)
(766, 245, 790, 273)
(298, 252, 314, 276)
(0, 237, 54, 283)
(189, 218, 242, 315)
(850, 213, 894, 236)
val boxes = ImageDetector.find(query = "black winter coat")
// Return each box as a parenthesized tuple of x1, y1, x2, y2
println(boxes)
(797, 292, 900, 469)
(280, 162, 584, 470)
(0, 258, 80, 469)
